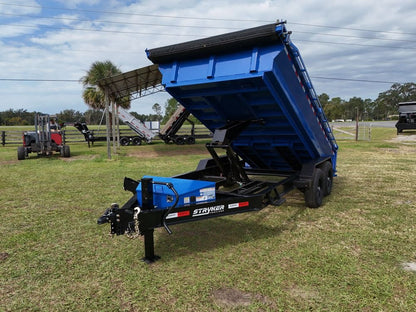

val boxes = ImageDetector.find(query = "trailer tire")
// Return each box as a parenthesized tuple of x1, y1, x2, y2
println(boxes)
(120, 137, 130, 146)
(186, 136, 195, 144)
(174, 137, 185, 145)
(304, 168, 324, 208)
(17, 146, 26, 160)
(320, 161, 333, 196)
(132, 137, 142, 145)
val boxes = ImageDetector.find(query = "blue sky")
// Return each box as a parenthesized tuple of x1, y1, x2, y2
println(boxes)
(1, 0, 416, 115)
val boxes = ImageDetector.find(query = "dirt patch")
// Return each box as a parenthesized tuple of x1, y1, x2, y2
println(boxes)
(127, 145, 209, 158)
(379, 146, 416, 155)
(0, 160, 19, 166)
(389, 134, 416, 143)
(402, 262, 416, 272)
(61, 154, 99, 162)
(212, 288, 274, 309)
(0, 252, 10, 261)
(287, 285, 320, 301)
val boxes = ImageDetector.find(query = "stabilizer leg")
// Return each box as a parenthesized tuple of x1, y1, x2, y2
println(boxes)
(142, 229, 160, 264)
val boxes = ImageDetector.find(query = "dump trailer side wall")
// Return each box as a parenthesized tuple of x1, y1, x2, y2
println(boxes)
(148, 23, 336, 173)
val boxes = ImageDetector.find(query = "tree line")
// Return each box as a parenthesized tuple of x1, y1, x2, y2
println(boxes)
(2, 56, 415, 126)
(319, 82, 416, 121)
(1, 82, 415, 126)
(0, 108, 161, 126)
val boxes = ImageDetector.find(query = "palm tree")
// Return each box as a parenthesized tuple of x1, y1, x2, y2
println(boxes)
(80, 60, 130, 110)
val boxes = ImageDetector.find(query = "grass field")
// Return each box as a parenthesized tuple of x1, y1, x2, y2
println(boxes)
(1, 128, 416, 311)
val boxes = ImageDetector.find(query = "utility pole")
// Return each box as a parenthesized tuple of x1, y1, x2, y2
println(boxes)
(105, 90, 111, 159)
(355, 107, 359, 141)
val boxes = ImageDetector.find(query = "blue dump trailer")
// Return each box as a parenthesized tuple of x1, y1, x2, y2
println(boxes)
(98, 22, 338, 263)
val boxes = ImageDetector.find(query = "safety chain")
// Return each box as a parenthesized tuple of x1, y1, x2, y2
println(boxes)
(126, 207, 141, 239)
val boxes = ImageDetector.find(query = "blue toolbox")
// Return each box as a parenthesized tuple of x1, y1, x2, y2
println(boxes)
(136, 176, 216, 209)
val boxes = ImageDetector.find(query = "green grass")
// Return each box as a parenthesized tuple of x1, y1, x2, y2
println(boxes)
(1, 129, 416, 311)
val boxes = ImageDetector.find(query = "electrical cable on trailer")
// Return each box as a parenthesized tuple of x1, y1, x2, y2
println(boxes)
(153, 181, 179, 235)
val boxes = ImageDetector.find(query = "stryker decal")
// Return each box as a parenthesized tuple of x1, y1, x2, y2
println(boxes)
(192, 205, 225, 217)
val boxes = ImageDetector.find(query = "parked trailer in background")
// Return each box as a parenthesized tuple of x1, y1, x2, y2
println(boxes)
(115, 106, 156, 145)
(396, 101, 416, 134)
(74, 106, 159, 147)
(159, 104, 196, 144)
(98, 22, 338, 263)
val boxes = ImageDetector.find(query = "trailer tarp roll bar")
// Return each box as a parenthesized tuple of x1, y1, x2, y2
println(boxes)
(146, 23, 284, 63)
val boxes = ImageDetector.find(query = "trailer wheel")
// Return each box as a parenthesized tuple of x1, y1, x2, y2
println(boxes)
(186, 136, 195, 144)
(304, 168, 324, 208)
(120, 137, 130, 146)
(17, 146, 26, 160)
(320, 161, 333, 196)
(132, 137, 142, 146)
(174, 137, 185, 145)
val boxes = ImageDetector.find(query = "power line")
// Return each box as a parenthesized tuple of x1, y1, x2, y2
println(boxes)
(0, 12, 241, 31)
(0, 2, 271, 23)
(2, 22, 416, 48)
(290, 22, 416, 37)
(2, 16, 415, 44)
(295, 38, 416, 51)
(311, 76, 398, 84)
(0, 22, 198, 37)
(0, 78, 79, 82)
(296, 30, 416, 44)
(1, 1, 415, 38)
(0, 77, 404, 84)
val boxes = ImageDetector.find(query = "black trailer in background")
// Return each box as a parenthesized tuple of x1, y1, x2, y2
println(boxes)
(396, 102, 416, 134)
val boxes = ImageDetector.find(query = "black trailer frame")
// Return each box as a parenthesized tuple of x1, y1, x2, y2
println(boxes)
(98, 120, 332, 263)
(97, 23, 336, 263)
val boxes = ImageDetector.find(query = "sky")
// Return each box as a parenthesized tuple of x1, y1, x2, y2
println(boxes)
(1, 0, 416, 115)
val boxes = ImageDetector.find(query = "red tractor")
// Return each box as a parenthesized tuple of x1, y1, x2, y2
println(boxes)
(17, 114, 70, 160)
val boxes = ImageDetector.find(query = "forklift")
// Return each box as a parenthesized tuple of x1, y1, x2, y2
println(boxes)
(17, 114, 70, 160)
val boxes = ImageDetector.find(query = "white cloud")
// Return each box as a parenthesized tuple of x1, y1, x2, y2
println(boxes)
(0, 1, 41, 15)
(54, 0, 102, 9)
(1, 0, 416, 114)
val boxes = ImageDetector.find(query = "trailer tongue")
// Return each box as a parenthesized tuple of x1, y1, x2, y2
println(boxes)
(98, 21, 338, 263)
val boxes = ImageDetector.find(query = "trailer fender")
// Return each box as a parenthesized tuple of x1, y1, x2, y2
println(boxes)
(293, 158, 328, 190)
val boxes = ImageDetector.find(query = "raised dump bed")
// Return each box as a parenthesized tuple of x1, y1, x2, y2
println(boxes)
(98, 22, 338, 263)
(147, 22, 337, 174)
